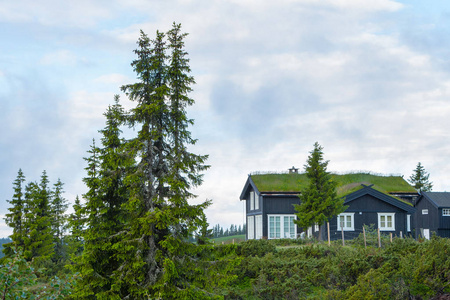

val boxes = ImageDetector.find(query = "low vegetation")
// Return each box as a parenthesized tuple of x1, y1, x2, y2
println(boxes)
(222, 235, 450, 299)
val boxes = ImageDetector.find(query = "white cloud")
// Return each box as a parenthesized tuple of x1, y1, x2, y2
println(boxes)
(40, 50, 81, 66)
(0, 215, 12, 238)
(94, 73, 132, 86)
(3, 0, 450, 232)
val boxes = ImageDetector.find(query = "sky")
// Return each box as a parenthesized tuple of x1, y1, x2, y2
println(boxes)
(1, 0, 450, 237)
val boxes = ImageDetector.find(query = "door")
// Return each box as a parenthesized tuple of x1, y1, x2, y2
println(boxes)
(423, 229, 430, 240)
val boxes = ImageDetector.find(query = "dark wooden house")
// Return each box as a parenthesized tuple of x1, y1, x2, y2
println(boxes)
(414, 192, 450, 239)
(327, 184, 416, 240)
(240, 170, 418, 240)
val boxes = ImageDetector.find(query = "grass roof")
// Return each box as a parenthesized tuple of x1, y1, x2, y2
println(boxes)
(251, 172, 416, 197)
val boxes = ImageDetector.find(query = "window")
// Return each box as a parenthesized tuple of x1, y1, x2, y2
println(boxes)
(255, 215, 262, 239)
(249, 191, 254, 210)
(422, 209, 428, 215)
(443, 209, 450, 216)
(247, 216, 254, 239)
(254, 193, 259, 210)
(268, 215, 296, 239)
(337, 213, 354, 231)
(407, 214, 411, 232)
(378, 213, 395, 231)
(284, 216, 296, 238)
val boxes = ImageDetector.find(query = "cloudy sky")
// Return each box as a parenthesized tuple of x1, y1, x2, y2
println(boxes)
(1, 0, 450, 237)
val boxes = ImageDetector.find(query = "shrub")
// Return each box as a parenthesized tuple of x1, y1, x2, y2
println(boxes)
(236, 239, 276, 257)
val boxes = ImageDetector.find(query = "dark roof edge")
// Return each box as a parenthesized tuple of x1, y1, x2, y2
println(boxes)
(419, 192, 440, 208)
(345, 185, 415, 213)
(239, 175, 261, 200)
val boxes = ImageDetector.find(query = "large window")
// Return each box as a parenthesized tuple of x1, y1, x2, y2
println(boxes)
(337, 213, 354, 231)
(378, 213, 395, 231)
(247, 216, 254, 239)
(268, 215, 296, 239)
(255, 215, 262, 239)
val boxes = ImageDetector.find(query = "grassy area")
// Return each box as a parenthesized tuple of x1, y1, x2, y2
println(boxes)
(212, 234, 245, 244)
(251, 172, 416, 197)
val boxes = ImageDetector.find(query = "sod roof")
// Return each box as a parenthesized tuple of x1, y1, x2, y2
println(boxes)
(250, 172, 416, 198)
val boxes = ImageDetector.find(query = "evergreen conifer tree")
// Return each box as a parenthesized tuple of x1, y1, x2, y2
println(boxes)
(408, 162, 433, 192)
(72, 97, 133, 298)
(114, 25, 210, 298)
(22, 171, 54, 264)
(50, 178, 68, 267)
(4, 169, 26, 255)
(67, 195, 84, 258)
(294, 142, 345, 241)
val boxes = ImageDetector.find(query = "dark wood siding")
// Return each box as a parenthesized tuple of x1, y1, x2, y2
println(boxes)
(439, 208, 450, 230)
(262, 195, 300, 238)
(414, 197, 439, 238)
(328, 194, 411, 239)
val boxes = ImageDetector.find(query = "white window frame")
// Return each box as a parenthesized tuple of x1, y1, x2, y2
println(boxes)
(268, 215, 296, 239)
(337, 213, 355, 231)
(249, 191, 254, 211)
(407, 214, 411, 232)
(422, 209, 428, 215)
(247, 216, 254, 239)
(254, 193, 259, 210)
(378, 213, 395, 231)
(443, 209, 450, 216)
(255, 215, 262, 239)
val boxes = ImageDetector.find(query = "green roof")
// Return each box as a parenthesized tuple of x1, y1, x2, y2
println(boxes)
(250, 172, 416, 197)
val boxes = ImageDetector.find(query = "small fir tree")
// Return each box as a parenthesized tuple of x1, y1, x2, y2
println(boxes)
(50, 178, 68, 267)
(294, 142, 345, 241)
(4, 169, 27, 255)
(408, 162, 433, 192)
(67, 195, 84, 258)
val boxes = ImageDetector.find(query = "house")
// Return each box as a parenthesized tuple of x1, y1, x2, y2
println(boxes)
(240, 169, 418, 240)
(328, 184, 416, 240)
(414, 192, 450, 239)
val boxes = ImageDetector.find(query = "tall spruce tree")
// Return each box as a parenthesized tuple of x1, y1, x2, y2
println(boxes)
(294, 142, 345, 241)
(116, 25, 210, 298)
(408, 162, 433, 192)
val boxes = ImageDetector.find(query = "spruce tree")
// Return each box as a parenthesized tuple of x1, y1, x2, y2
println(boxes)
(50, 178, 68, 267)
(4, 169, 26, 255)
(115, 25, 210, 298)
(294, 142, 345, 241)
(67, 195, 84, 259)
(22, 171, 54, 264)
(72, 97, 132, 298)
(408, 162, 433, 192)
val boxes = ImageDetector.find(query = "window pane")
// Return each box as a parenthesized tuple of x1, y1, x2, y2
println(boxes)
(387, 216, 392, 228)
(275, 216, 280, 238)
(380, 216, 385, 228)
(346, 216, 351, 228)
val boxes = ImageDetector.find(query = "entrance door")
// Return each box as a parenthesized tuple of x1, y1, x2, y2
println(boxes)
(423, 229, 430, 240)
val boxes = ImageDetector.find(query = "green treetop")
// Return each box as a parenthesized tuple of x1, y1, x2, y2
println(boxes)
(408, 162, 433, 192)
(294, 142, 346, 241)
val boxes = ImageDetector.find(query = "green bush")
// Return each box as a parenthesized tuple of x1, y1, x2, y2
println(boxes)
(235, 239, 276, 257)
